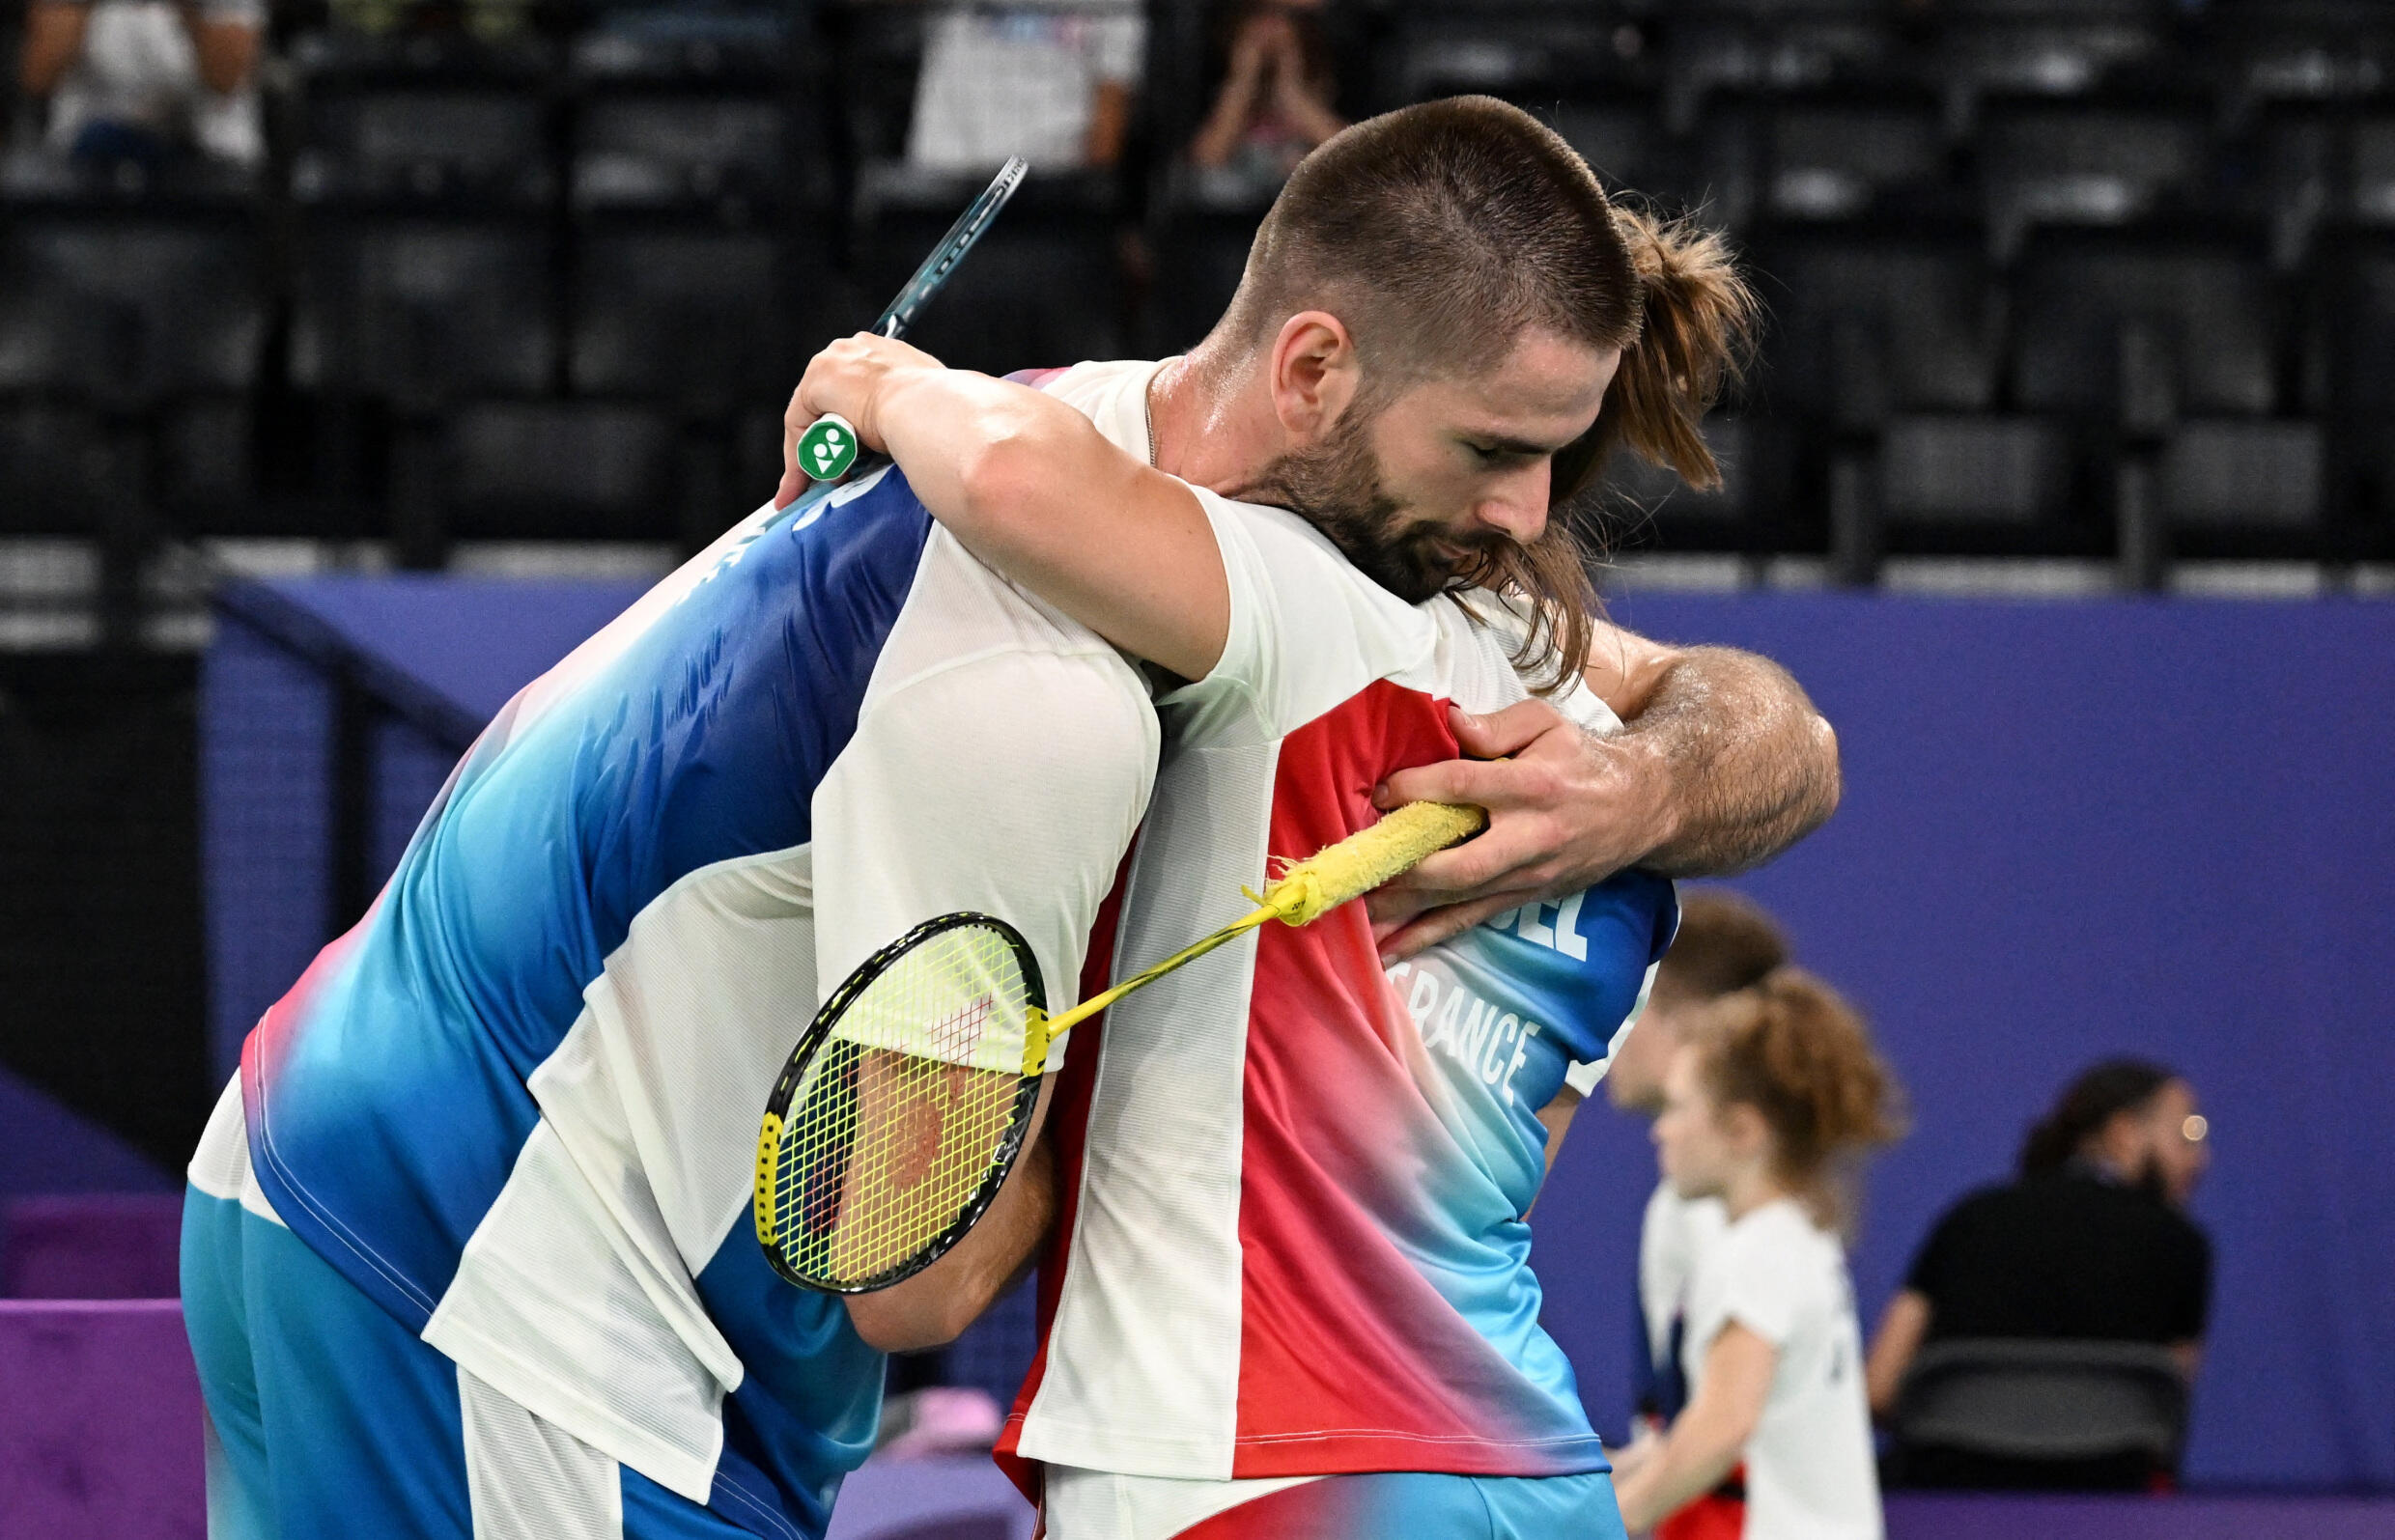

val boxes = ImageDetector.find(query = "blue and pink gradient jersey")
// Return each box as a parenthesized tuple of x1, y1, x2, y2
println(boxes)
(1001, 359, 1679, 1489)
(231, 466, 1160, 1535)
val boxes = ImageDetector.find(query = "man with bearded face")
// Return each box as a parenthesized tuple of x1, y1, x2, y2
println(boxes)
(789, 98, 1837, 1539)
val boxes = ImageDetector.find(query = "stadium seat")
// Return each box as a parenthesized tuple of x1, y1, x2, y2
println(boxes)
(2011, 229, 2282, 422)
(1889, 1338, 2188, 1487)
(1756, 227, 2074, 562)
(1879, 415, 2076, 529)
(2161, 419, 2325, 533)
(570, 93, 803, 215)
(1932, 0, 2170, 107)
(855, 168, 1122, 378)
(291, 218, 557, 413)
(0, 210, 265, 410)
(2205, 0, 2395, 109)
(1378, 1, 1644, 109)
(567, 227, 789, 413)
(1600, 416, 1766, 553)
(1758, 229, 2002, 425)
(1710, 87, 1954, 226)
(1661, 2, 1902, 136)
(2353, 116, 2395, 224)
(569, 1, 798, 85)
(291, 88, 551, 208)
(1977, 96, 2215, 255)
(426, 402, 681, 542)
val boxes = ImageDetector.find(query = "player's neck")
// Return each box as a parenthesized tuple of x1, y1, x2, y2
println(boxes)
(1146, 350, 1284, 493)
(1721, 1162, 1789, 1223)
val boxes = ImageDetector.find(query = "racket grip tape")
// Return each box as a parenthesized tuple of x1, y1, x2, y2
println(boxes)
(1257, 800, 1487, 925)
(797, 413, 862, 481)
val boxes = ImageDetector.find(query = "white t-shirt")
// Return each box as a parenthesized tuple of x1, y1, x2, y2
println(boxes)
(46, 0, 264, 165)
(1680, 1199, 1882, 1540)
(1641, 1182, 1730, 1377)
(1006, 362, 1674, 1508)
(907, 1, 1144, 174)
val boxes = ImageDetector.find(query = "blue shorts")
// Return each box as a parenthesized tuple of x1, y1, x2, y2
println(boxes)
(181, 1186, 764, 1540)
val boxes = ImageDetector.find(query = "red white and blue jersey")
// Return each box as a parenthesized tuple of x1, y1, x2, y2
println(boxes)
(232, 469, 1161, 1538)
(1000, 361, 1678, 1490)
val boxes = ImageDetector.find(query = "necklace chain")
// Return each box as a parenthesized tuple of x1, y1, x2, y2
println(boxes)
(1142, 363, 1161, 468)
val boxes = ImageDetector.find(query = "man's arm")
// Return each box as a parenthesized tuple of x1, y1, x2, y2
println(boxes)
(780, 336, 1231, 683)
(1367, 621, 1837, 959)
(783, 340, 1838, 956)
(845, 1115, 1057, 1352)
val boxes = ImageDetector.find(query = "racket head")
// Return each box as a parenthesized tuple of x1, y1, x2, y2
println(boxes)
(756, 912, 1048, 1294)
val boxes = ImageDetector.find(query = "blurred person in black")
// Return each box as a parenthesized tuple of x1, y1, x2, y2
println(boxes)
(1865, 1058, 2213, 1489)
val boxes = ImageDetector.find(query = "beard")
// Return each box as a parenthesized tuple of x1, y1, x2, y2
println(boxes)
(1226, 411, 1506, 603)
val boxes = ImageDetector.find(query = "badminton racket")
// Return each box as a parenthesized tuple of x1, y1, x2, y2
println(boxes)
(754, 798, 1487, 1292)
(789, 156, 1029, 486)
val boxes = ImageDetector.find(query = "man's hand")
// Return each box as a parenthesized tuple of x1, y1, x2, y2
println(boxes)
(775, 332, 946, 507)
(1371, 641, 1840, 961)
(1368, 700, 1677, 960)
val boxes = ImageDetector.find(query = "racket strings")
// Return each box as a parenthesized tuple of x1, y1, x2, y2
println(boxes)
(768, 924, 1034, 1288)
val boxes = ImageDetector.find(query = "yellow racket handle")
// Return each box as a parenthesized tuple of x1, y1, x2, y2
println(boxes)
(1022, 798, 1487, 1063)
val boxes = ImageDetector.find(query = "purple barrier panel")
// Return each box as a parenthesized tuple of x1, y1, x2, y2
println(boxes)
(0, 1300, 203, 1540)
(3, 1195, 185, 1300)
(826, 1456, 1035, 1540)
(1885, 1492, 2395, 1540)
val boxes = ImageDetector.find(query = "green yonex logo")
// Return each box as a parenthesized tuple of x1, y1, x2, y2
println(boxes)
(799, 415, 860, 481)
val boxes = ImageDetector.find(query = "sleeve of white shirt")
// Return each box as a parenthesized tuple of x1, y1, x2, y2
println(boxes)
(1160, 489, 1438, 747)
(1711, 1210, 1812, 1349)
(810, 644, 1157, 1074)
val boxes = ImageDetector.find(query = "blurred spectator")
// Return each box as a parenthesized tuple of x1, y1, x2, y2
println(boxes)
(16, 0, 263, 169)
(1185, 0, 1343, 204)
(1865, 1058, 2213, 1489)
(907, 0, 1141, 175)
(1607, 888, 1791, 1446)
(1611, 968, 1903, 1540)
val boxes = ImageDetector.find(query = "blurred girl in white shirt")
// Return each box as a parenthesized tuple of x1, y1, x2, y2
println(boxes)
(1612, 968, 1903, 1540)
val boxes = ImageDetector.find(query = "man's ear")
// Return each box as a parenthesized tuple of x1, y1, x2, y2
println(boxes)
(1267, 310, 1362, 445)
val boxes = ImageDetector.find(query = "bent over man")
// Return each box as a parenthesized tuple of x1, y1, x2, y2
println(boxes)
(187, 97, 1837, 1540)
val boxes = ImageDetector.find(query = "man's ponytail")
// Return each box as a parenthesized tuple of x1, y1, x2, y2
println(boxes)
(1555, 206, 1760, 505)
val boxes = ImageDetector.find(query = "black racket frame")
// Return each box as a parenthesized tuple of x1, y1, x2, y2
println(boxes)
(759, 910, 1048, 1294)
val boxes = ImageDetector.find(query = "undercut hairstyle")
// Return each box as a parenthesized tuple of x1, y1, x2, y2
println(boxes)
(1218, 96, 1760, 685)
(1655, 888, 1790, 1003)
(2017, 1058, 2177, 1178)
(1700, 967, 1904, 1232)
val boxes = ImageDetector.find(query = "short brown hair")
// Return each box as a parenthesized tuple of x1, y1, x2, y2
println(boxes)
(1657, 888, 1790, 1003)
(1220, 97, 1759, 685)
(1700, 968, 1905, 1231)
